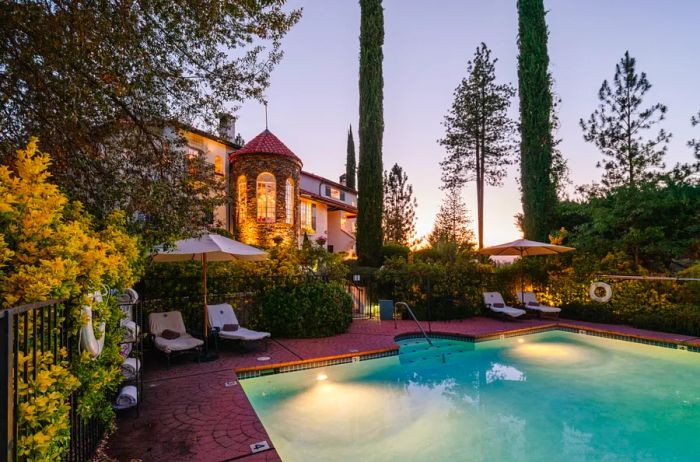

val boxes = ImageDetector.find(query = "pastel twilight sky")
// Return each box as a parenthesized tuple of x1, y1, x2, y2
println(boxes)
(232, 0, 700, 247)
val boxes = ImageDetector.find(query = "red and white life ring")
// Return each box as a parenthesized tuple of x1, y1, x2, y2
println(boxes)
(589, 282, 613, 303)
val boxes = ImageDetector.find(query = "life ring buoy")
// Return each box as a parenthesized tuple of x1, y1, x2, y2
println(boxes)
(80, 306, 106, 359)
(589, 282, 613, 303)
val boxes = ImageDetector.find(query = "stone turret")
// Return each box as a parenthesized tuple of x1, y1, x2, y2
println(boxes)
(229, 130, 302, 247)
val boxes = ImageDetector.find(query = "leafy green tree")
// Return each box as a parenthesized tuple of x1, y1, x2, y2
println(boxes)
(580, 51, 671, 189)
(427, 187, 475, 249)
(383, 163, 417, 246)
(357, 0, 384, 266)
(517, 0, 558, 241)
(440, 43, 516, 249)
(0, 1, 300, 244)
(555, 180, 700, 270)
(346, 125, 357, 189)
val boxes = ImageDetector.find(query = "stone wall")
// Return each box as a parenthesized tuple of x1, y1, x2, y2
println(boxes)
(231, 153, 301, 247)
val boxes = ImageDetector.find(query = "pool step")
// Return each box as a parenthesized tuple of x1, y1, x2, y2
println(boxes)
(398, 341, 474, 365)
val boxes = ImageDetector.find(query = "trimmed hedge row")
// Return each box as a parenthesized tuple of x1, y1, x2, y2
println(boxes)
(250, 278, 352, 338)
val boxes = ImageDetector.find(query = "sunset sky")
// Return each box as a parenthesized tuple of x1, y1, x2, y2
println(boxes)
(234, 0, 700, 247)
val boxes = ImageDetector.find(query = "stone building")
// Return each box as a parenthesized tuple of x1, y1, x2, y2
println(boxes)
(182, 127, 358, 255)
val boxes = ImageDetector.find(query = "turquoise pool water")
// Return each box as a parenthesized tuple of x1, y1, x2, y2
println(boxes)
(241, 331, 700, 461)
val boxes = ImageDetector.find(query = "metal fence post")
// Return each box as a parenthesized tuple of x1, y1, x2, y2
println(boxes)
(1, 311, 14, 461)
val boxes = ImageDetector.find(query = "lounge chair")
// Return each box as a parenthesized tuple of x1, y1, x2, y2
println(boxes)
(482, 292, 526, 319)
(516, 292, 561, 319)
(207, 303, 270, 350)
(148, 311, 204, 367)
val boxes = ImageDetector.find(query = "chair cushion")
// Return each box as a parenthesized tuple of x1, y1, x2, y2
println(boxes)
(223, 323, 239, 332)
(492, 303, 505, 308)
(154, 333, 203, 353)
(527, 302, 540, 307)
(149, 311, 186, 337)
(161, 329, 180, 340)
(219, 327, 270, 341)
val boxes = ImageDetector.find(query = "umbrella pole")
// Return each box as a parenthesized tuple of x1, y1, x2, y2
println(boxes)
(203, 254, 208, 341)
(520, 249, 524, 304)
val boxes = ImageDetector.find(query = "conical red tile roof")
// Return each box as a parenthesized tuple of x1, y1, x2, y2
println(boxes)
(230, 129, 302, 164)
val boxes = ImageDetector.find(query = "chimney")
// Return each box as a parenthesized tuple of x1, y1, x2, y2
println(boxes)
(339, 173, 347, 186)
(218, 113, 236, 141)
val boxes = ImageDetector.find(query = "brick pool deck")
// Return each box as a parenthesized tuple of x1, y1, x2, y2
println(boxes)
(106, 317, 700, 462)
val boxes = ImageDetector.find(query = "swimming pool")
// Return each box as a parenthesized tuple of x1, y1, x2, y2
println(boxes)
(241, 331, 700, 461)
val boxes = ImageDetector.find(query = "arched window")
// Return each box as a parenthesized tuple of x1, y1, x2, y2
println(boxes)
(285, 178, 294, 225)
(256, 172, 276, 223)
(237, 175, 247, 224)
(214, 156, 224, 176)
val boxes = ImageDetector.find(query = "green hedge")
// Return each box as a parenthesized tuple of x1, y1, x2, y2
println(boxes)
(561, 301, 700, 337)
(375, 257, 491, 320)
(250, 278, 352, 337)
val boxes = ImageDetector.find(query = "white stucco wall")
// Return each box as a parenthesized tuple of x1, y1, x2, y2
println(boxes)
(184, 131, 231, 229)
(327, 210, 356, 255)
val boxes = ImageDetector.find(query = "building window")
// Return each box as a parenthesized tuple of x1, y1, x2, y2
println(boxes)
(300, 201, 316, 234)
(214, 156, 224, 176)
(325, 185, 341, 200)
(237, 175, 247, 224)
(285, 178, 294, 225)
(256, 172, 276, 223)
(186, 147, 202, 175)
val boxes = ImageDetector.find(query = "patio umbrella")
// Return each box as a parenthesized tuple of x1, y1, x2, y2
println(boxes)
(152, 233, 267, 345)
(478, 239, 575, 303)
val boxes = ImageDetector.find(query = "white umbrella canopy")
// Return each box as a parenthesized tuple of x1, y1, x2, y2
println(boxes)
(478, 239, 575, 257)
(478, 238, 575, 303)
(152, 233, 267, 262)
(152, 233, 267, 346)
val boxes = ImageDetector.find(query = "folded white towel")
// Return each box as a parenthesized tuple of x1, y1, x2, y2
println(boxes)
(121, 357, 140, 380)
(121, 320, 140, 342)
(119, 342, 132, 359)
(114, 385, 138, 410)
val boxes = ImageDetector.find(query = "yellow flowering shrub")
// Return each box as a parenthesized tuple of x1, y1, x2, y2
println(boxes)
(16, 350, 80, 460)
(0, 139, 142, 460)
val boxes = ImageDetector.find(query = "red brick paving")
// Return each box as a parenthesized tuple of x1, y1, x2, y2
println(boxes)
(106, 316, 700, 461)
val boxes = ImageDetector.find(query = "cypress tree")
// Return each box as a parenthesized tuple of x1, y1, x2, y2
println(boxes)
(346, 125, 357, 189)
(357, 0, 384, 266)
(517, 0, 557, 241)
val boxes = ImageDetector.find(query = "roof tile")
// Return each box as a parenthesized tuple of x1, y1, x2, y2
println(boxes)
(230, 129, 302, 164)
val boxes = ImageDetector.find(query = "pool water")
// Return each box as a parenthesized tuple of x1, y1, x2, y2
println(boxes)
(241, 331, 700, 461)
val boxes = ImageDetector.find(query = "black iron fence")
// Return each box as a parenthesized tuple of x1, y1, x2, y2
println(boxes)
(0, 299, 104, 462)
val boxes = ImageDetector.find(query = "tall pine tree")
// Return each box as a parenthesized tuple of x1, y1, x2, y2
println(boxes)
(691, 111, 700, 159)
(517, 0, 557, 241)
(427, 187, 474, 249)
(383, 163, 417, 246)
(580, 52, 670, 189)
(440, 43, 516, 250)
(357, 0, 384, 266)
(346, 125, 356, 189)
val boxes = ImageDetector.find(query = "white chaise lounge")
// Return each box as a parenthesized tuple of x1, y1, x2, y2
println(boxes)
(208, 303, 270, 349)
(482, 292, 526, 319)
(148, 311, 204, 367)
(516, 291, 561, 319)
